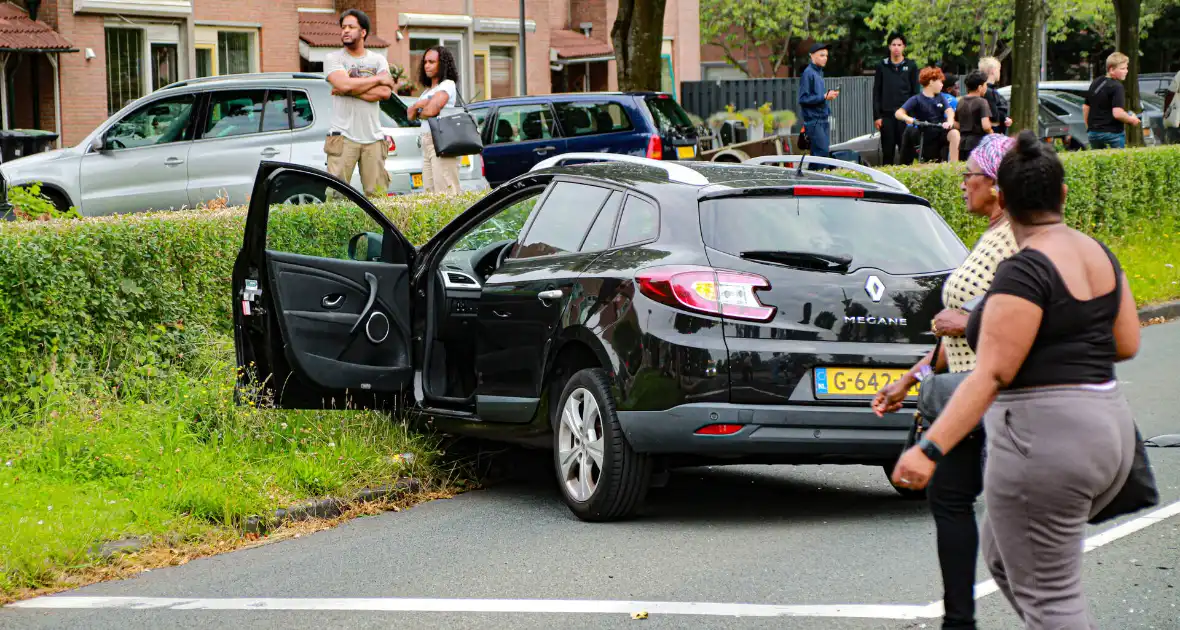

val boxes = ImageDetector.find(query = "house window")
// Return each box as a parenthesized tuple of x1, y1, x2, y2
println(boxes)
(490, 45, 517, 98)
(195, 47, 214, 78)
(218, 31, 252, 75)
(410, 35, 464, 92)
(151, 43, 179, 90)
(106, 27, 144, 115)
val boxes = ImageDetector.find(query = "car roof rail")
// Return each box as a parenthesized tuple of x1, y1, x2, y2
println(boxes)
(160, 72, 324, 90)
(530, 152, 710, 186)
(743, 155, 910, 193)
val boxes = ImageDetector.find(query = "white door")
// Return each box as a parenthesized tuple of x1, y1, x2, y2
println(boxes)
(186, 88, 293, 207)
(78, 92, 198, 215)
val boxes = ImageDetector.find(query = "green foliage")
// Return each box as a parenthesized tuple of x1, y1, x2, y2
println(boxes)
(701, 0, 848, 77)
(7, 183, 80, 221)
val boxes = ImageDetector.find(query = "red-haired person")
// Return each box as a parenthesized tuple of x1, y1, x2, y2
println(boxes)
(895, 67, 962, 163)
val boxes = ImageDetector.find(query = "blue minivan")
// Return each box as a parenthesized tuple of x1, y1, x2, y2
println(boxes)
(466, 92, 700, 188)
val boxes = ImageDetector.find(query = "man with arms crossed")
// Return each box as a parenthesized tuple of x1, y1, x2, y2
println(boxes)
(324, 9, 395, 196)
(1084, 52, 1141, 150)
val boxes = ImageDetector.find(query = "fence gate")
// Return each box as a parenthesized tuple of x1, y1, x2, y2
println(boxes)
(680, 76, 877, 145)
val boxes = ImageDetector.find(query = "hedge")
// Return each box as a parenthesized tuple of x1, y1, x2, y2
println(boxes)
(2, 147, 1178, 396)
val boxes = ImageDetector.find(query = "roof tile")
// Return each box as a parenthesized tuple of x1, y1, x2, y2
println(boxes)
(550, 29, 614, 61)
(0, 3, 74, 52)
(299, 12, 390, 49)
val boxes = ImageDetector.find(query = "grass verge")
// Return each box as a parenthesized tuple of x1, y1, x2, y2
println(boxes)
(0, 332, 446, 601)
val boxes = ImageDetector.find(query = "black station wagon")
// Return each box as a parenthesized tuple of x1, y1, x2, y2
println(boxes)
(233, 153, 969, 522)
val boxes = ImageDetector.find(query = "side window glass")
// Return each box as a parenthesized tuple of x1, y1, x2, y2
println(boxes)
(555, 102, 634, 137)
(1043, 101, 1068, 117)
(450, 193, 541, 253)
(262, 90, 292, 132)
(103, 94, 197, 149)
(472, 109, 489, 135)
(614, 195, 658, 246)
(204, 89, 267, 138)
(515, 182, 610, 259)
(265, 170, 392, 262)
(580, 191, 622, 252)
(291, 91, 314, 129)
(489, 104, 557, 144)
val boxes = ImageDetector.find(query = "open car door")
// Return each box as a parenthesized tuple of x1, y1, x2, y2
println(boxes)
(232, 161, 416, 410)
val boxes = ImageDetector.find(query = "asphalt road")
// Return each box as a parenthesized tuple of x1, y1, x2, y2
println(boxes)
(5, 321, 1180, 630)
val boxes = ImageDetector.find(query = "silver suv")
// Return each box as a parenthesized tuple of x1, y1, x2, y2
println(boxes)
(0, 72, 488, 216)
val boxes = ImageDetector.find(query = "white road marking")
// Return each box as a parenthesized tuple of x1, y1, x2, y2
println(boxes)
(6, 597, 937, 619)
(8, 499, 1179, 620)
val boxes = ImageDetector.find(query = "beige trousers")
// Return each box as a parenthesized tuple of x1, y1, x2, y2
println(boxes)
(325, 134, 390, 197)
(421, 131, 461, 195)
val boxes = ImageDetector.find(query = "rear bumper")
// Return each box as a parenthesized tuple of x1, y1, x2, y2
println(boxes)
(617, 402, 912, 464)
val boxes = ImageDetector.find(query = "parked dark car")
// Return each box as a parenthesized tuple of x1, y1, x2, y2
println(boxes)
(233, 153, 967, 521)
(464, 92, 700, 187)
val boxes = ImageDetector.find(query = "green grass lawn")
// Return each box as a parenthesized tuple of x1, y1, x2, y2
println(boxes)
(1107, 224, 1180, 307)
(0, 336, 440, 598)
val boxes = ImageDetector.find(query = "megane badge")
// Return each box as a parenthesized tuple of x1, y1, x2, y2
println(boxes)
(865, 275, 885, 303)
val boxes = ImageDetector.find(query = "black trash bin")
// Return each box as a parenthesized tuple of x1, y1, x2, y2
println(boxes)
(0, 129, 60, 164)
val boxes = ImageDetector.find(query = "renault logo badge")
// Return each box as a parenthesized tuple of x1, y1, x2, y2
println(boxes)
(865, 275, 885, 302)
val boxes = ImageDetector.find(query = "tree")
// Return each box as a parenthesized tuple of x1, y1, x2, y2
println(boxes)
(700, 0, 849, 78)
(1010, 0, 1049, 134)
(612, 0, 669, 91)
(1114, 0, 1146, 147)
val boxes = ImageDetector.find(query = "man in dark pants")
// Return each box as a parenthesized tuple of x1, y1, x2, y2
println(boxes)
(872, 33, 920, 165)
(798, 43, 839, 158)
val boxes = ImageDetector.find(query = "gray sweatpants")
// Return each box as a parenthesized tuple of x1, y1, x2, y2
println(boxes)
(980, 385, 1135, 629)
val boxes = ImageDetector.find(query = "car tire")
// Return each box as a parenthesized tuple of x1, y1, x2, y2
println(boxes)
(280, 184, 327, 206)
(553, 368, 651, 522)
(883, 464, 927, 500)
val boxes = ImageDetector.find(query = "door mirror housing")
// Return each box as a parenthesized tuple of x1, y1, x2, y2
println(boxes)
(90, 134, 106, 153)
(348, 231, 384, 262)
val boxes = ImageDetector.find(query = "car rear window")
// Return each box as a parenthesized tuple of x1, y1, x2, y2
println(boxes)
(644, 96, 694, 134)
(554, 102, 633, 137)
(699, 197, 967, 275)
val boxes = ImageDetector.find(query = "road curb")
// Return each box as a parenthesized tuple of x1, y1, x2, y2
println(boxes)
(1138, 300, 1180, 323)
(242, 477, 422, 535)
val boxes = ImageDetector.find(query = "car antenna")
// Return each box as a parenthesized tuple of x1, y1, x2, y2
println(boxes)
(795, 155, 805, 177)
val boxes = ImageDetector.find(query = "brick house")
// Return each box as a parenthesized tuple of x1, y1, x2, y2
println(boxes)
(2, 0, 699, 146)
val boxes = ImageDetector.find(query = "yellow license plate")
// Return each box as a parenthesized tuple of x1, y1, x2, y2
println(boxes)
(411, 173, 423, 188)
(460, 155, 471, 166)
(814, 367, 919, 398)
(676, 145, 696, 159)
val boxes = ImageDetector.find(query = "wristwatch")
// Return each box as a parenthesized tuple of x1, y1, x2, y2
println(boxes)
(916, 437, 944, 463)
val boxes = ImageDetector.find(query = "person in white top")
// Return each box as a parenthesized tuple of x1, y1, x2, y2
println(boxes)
(1164, 69, 1180, 141)
(323, 9, 395, 197)
(407, 46, 461, 194)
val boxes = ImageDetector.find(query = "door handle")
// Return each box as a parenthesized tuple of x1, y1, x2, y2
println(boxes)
(533, 146, 557, 153)
(164, 157, 185, 166)
(322, 294, 344, 309)
(349, 272, 379, 336)
(538, 289, 563, 303)
(261, 148, 280, 158)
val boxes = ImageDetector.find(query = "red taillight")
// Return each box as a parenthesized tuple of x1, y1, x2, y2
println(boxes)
(635, 265, 776, 322)
(793, 185, 864, 198)
(695, 424, 744, 435)
(646, 134, 663, 160)
(386, 135, 396, 153)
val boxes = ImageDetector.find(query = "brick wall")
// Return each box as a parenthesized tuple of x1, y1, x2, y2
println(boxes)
(48, 7, 108, 146)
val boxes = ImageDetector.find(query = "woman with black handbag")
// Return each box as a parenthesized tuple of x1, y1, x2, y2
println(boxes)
(891, 131, 1155, 629)
(407, 46, 463, 194)
(872, 133, 1019, 630)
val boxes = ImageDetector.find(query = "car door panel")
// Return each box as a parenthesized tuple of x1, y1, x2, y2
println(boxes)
(233, 163, 417, 410)
(482, 103, 567, 186)
(78, 91, 199, 215)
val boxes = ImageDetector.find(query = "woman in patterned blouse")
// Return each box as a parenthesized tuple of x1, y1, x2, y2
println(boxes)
(870, 133, 1018, 630)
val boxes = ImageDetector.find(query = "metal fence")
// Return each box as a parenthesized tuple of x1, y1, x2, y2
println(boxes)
(680, 76, 877, 145)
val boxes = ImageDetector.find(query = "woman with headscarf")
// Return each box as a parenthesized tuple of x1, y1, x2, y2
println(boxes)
(872, 133, 1019, 630)
(891, 131, 1142, 628)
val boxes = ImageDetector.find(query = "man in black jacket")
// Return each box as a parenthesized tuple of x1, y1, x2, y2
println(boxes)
(873, 33, 920, 165)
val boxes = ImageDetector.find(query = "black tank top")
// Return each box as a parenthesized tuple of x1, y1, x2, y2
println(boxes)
(966, 240, 1122, 389)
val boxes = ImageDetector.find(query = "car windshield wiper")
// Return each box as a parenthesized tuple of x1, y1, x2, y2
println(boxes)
(739, 250, 853, 273)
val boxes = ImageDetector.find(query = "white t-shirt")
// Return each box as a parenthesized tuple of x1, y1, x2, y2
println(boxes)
(418, 80, 458, 137)
(323, 49, 390, 144)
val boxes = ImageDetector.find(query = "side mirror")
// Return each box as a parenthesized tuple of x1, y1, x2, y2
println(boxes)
(90, 135, 106, 152)
(348, 232, 384, 262)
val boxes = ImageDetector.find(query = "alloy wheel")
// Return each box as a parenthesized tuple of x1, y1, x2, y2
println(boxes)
(557, 388, 605, 502)
(283, 193, 323, 205)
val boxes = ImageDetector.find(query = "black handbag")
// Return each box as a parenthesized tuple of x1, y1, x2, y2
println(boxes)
(1088, 427, 1159, 524)
(901, 338, 973, 453)
(426, 86, 484, 158)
